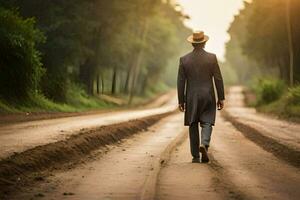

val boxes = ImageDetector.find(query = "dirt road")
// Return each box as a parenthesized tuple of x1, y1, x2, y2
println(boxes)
(2, 87, 300, 200)
(0, 94, 177, 159)
(157, 114, 300, 200)
(226, 86, 300, 151)
(224, 86, 300, 168)
(9, 114, 186, 200)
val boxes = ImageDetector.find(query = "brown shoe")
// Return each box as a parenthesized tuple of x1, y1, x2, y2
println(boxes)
(199, 145, 209, 163)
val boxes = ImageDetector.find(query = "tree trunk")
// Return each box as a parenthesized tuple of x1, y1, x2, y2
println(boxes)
(101, 74, 104, 94)
(96, 73, 100, 94)
(291, 0, 300, 83)
(124, 69, 131, 94)
(286, 0, 294, 86)
(111, 67, 117, 95)
(141, 76, 148, 95)
(79, 59, 94, 95)
(129, 21, 150, 104)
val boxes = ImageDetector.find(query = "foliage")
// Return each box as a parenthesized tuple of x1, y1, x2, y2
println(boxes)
(257, 85, 300, 120)
(255, 79, 286, 105)
(0, 7, 45, 101)
(285, 85, 300, 105)
(0, 0, 191, 111)
(225, 0, 300, 84)
(227, 0, 300, 120)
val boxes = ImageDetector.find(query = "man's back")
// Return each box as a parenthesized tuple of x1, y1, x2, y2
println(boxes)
(177, 47, 224, 123)
(180, 48, 217, 91)
(177, 30, 225, 163)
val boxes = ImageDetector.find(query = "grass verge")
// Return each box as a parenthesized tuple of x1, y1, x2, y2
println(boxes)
(256, 85, 300, 122)
(0, 83, 171, 114)
(245, 80, 300, 122)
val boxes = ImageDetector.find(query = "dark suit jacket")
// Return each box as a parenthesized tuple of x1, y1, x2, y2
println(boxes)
(177, 48, 225, 126)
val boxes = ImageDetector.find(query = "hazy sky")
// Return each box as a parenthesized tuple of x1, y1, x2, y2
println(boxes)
(177, 0, 246, 61)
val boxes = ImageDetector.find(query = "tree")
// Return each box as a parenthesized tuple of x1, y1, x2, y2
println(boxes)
(286, 0, 294, 86)
(1, 0, 192, 105)
(226, 0, 300, 84)
(0, 8, 45, 101)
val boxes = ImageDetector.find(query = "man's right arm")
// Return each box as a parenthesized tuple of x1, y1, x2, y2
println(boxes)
(212, 54, 225, 109)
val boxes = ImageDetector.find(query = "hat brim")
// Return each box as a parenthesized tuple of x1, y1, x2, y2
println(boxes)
(187, 35, 209, 43)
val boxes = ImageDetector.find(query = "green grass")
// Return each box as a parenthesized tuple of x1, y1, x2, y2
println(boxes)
(252, 78, 285, 105)
(0, 93, 115, 114)
(256, 85, 300, 121)
(0, 84, 116, 114)
(0, 82, 171, 114)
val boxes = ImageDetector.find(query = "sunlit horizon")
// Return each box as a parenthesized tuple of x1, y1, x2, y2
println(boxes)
(177, 0, 247, 61)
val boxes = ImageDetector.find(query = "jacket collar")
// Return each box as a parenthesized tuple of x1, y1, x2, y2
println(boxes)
(193, 47, 205, 53)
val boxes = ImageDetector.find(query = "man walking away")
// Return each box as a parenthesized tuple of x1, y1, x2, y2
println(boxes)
(177, 31, 225, 163)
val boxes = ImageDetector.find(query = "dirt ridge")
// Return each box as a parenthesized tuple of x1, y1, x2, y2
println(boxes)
(141, 127, 188, 200)
(208, 154, 252, 200)
(222, 111, 300, 168)
(0, 110, 176, 197)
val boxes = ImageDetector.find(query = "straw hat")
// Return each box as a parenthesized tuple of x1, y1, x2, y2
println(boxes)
(187, 31, 209, 43)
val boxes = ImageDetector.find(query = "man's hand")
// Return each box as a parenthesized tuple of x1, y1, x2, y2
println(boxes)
(178, 103, 185, 112)
(217, 100, 224, 110)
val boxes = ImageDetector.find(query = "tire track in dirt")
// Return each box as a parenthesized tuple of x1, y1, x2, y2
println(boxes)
(156, 112, 300, 199)
(0, 110, 176, 198)
(222, 110, 300, 168)
(6, 113, 186, 200)
(156, 137, 250, 200)
(212, 114, 300, 200)
(208, 154, 251, 200)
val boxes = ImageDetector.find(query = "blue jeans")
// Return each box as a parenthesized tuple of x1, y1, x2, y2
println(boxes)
(189, 122, 213, 158)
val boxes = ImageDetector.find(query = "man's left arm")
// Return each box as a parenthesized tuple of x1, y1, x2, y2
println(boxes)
(212, 54, 225, 109)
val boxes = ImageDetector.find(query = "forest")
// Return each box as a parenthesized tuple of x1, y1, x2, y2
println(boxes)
(1, 0, 299, 118)
(224, 0, 300, 118)
(0, 0, 191, 112)
(225, 0, 300, 84)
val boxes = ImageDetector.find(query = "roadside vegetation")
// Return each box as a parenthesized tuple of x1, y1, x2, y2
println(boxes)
(252, 80, 300, 120)
(225, 0, 300, 120)
(0, 1, 191, 113)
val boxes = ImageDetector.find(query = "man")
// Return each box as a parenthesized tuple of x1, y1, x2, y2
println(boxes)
(177, 31, 225, 163)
